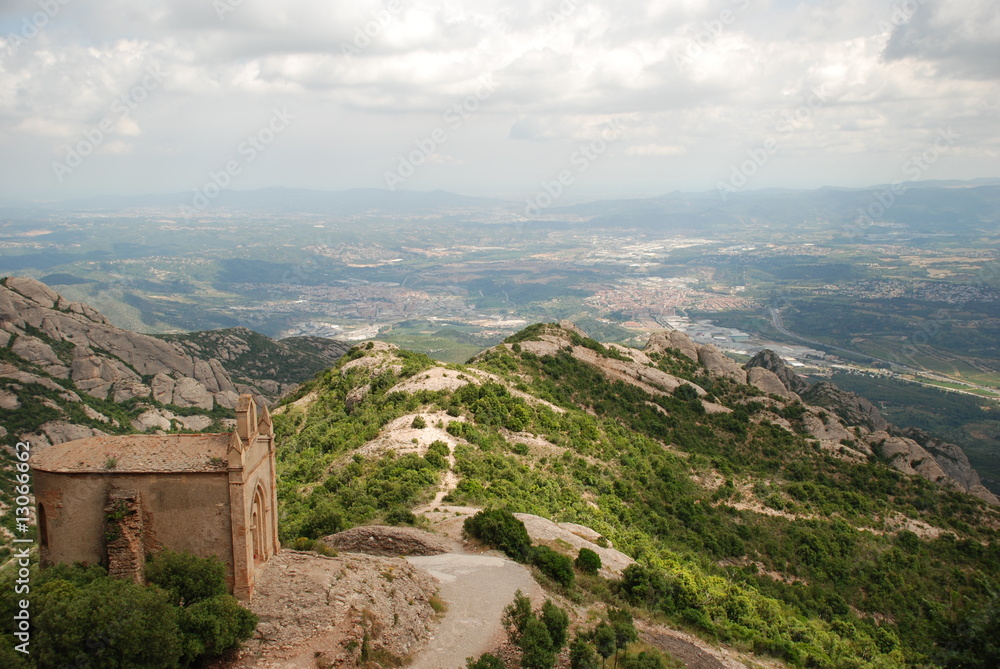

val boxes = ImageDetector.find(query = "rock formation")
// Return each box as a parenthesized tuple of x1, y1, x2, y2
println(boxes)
(643, 325, 997, 505)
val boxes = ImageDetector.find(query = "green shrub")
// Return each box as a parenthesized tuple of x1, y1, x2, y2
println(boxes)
(466, 653, 505, 669)
(35, 576, 183, 669)
(464, 508, 531, 562)
(529, 545, 575, 587)
(145, 550, 227, 607)
(674, 384, 700, 401)
(179, 594, 258, 661)
(575, 547, 602, 574)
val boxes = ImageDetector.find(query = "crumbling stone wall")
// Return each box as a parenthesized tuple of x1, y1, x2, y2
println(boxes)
(104, 490, 145, 583)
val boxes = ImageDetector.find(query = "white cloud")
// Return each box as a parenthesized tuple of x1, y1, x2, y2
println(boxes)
(0, 0, 996, 199)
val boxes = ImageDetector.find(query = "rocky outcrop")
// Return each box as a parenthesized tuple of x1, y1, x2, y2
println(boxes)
(897, 427, 1000, 505)
(747, 367, 799, 400)
(698, 344, 747, 384)
(131, 409, 174, 432)
(745, 349, 810, 395)
(801, 382, 889, 433)
(645, 330, 699, 362)
(323, 525, 455, 557)
(866, 431, 955, 485)
(1, 277, 239, 408)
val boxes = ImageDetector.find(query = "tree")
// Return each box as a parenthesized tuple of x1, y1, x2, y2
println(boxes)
(608, 609, 638, 668)
(145, 550, 227, 606)
(529, 545, 575, 587)
(503, 590, 534, 644)
(541, 599, 569, 649)
(570, 635, 600, 669)
(620, 652, 666, 669)
(520, 617, 557, 669)
(594, 622, 616, 667)
(575, 547, 602, 575)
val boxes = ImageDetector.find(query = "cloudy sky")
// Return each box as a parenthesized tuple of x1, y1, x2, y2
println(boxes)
(1, 0, 998, 202)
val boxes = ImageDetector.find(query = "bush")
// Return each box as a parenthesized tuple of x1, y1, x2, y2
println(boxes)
(180, 594, 258, 661)
(466, 653, 505, 669)
(299, 499, 345, 539)
(575, 547, 602, 574)
(464, 509, 532, 562)
(412, 415, 427, 429)
(674, 384, 700, 401)
(35, 576, 183, 669)
(145, 550, 227, 607)
(529, 545, 575, 587)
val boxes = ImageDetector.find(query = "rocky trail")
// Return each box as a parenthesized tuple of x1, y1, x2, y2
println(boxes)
(406, 553, 543, 669)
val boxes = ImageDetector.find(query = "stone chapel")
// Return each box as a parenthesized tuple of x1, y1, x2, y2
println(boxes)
(31, 394, 278, 600)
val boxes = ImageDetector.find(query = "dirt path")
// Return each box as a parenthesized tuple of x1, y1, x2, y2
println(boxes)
(406, 553, 543, 669)
(638, 624, 752, 669)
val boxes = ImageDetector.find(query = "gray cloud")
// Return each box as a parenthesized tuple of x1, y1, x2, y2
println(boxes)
(882, 0, 1000, 80)
(0, 0, 997, 200)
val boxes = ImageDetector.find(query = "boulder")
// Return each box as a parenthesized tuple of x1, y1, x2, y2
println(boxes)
(177, 414, 214, 432)
(214, 390, 240, 410)
(802, 382, 889, 433)
(112, 380, 152, 403)
(0, 389, 19, 410)
(867, 431, 956, 488)
(11, 335, 63, 369)
(132, 409, 174, 432)
(558, 320, 590, 339)
(645, 330, 699, 361)
(747, 367, 799, 401)
(39, 421, 107, 445)
(171, 377, 214, 410)
(5, 277, 60, 308)
(151, 373, 175, 404)
(697, 344, 747, 384)
(745, 349, 811, 394)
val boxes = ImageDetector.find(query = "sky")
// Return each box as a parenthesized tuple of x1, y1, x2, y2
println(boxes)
(1, 0, 998, 203)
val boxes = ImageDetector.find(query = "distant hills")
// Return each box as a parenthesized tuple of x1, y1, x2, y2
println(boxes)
(1, 187, 503, 216)
(2, 180, 999, 227)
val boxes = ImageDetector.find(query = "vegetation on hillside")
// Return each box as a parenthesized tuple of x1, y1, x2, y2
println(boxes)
(272, 324, 1000, 667)
(0, 552, 256, 668)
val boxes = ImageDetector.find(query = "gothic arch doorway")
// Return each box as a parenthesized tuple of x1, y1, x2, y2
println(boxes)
(251, 484, 268, 564)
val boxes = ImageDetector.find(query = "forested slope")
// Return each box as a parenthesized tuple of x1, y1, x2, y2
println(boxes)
(272, 323, 1000, 668)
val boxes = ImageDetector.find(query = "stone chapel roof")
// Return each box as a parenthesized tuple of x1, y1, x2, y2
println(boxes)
(31, 433, 234, 474)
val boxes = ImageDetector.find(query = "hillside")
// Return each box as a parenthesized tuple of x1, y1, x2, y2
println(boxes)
(157, 327, 350, 398)
(273, 322, 1000, 667)
(0, 277, 347, 556)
